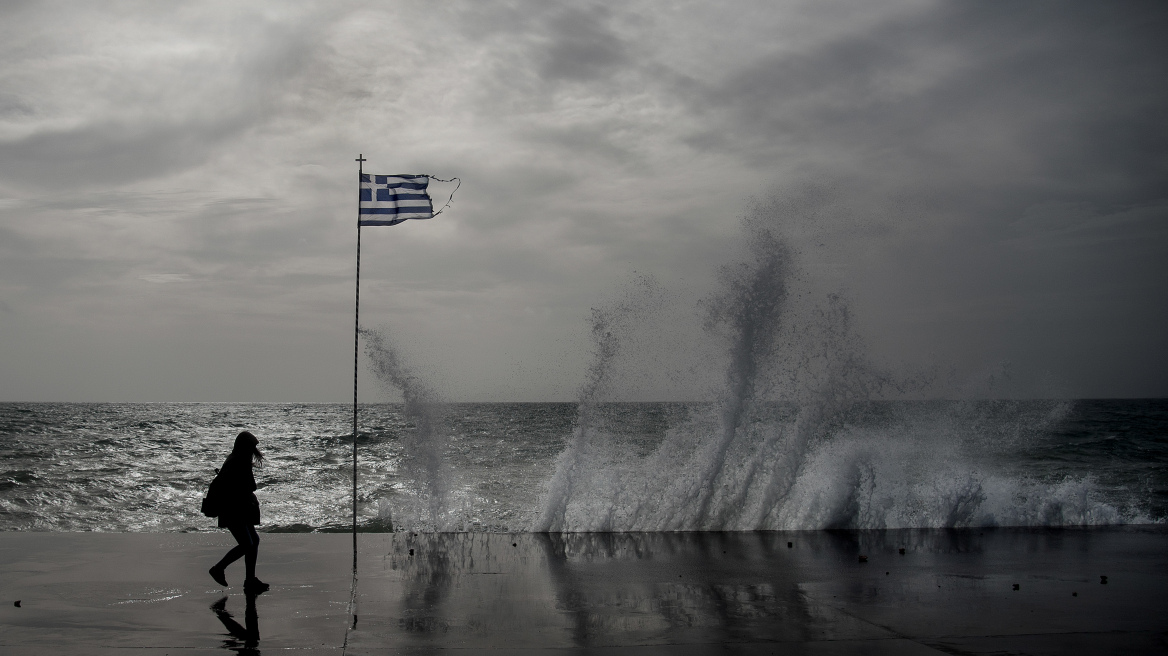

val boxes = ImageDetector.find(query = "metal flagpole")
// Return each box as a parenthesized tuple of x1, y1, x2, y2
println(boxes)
(352, 154, 365, 571)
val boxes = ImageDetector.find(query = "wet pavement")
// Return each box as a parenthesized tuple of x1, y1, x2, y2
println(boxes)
(0, 532, 352, 654)
(346, 528, 1168, 654)
(1, 527, 1166, 654)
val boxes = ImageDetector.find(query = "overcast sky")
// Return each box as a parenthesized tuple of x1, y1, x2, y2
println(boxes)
(1, 1, 1165, 402)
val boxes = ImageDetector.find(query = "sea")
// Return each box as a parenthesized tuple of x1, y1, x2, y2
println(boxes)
(0, 399, 1164, 533)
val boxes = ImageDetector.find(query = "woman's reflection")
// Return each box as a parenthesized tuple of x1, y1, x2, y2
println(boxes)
(211, 592, 260, 655)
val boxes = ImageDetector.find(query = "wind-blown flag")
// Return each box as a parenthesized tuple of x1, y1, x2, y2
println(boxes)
(359, 174, 432, 226)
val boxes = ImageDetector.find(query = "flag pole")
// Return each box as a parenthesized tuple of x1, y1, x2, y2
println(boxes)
(352, 153, 365, 571)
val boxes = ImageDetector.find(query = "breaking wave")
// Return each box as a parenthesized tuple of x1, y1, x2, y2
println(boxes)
(533, 197, 1141, 531)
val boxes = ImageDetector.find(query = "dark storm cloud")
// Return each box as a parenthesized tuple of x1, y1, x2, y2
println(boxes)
(685, 2, 1168, 199)
(536, 6, 632, 82)
(454, 2, 643, 104)
(0, 91, 34, 118)
(519, 124, 639, 166)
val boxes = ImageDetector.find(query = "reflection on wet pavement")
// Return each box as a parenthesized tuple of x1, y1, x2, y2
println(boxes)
(211, 592, 260, 654)
(351, 531, 895, 649)
(346, 528, 1168, 653)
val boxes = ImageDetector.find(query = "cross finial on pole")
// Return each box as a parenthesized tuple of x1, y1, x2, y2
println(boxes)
(355, 154, 366, 175)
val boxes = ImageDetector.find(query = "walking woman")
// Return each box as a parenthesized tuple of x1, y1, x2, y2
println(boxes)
(208, 431, 269, 593)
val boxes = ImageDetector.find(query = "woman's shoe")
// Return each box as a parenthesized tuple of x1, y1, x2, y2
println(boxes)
(209, 566, 228, 587)
(243, 577, 269, 594)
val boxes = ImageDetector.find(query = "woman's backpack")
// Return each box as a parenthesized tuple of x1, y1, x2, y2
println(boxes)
(200, 468, 223, 518)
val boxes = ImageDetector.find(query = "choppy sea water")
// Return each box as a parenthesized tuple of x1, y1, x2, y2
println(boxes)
(0, 399, 1163, 533)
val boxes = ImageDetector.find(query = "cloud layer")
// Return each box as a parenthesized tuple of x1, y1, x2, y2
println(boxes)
(0, 0, 1165, 401)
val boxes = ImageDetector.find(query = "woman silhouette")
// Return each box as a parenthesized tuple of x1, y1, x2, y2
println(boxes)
(208, 431, 269, 593)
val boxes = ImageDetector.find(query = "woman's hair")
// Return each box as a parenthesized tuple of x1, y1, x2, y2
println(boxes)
(231, 430, 265, 467)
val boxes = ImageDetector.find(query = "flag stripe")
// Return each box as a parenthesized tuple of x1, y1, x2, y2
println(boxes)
(374, 174, 426, 184)
(375, 191, 429, 202)
(360, 207, 433, 215)
(360, 218, 413, 226)
(379, 182, 428, 190)
(360, 174, 429, 183)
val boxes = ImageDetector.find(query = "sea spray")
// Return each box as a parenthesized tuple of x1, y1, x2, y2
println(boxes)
(532, 195, 1133, 531)
(362, 328, 452, 531)
(534, 276, 665, 532)
(533, 203, 884, 531)
(686, 218, 791, 527)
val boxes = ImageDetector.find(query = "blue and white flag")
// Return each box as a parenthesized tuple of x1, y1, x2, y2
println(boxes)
(359, 174, 433, 226)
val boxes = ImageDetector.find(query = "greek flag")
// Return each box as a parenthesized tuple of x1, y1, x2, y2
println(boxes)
(359, 174, 432, 226)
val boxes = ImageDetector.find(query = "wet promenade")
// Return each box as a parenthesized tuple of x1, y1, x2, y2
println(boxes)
(1, 528, 1166, 654)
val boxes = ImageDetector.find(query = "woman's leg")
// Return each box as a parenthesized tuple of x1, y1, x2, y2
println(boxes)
(240, 525, 260, 581)
(236, 525, 268, 591)
(214, 544, 245, 572)
(215, 524, 254, 572)
(210, 524, 248, 585)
